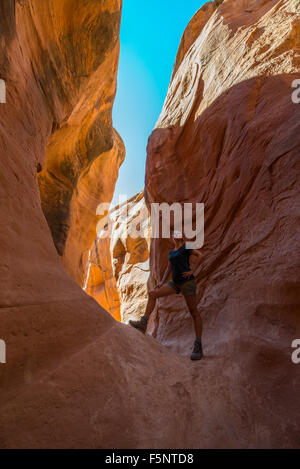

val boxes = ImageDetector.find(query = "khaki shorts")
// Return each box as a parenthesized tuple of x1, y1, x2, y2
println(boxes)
(168, 278, 197, 296)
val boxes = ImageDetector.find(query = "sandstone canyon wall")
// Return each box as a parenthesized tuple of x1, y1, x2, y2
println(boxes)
(0, 0, 299, 449)
(84, 193, 151, 323)
(0, 0, 221, 449)
(35, 0, 125, 285)
(84, 235, 121, 322)
(146, 0, 300, 357)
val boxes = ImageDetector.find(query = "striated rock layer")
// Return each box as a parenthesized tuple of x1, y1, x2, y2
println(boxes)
(145, 0, 300, 442)
(0, 0, 299, 450)
(35, 0, 125, 285)
(85, 193, 151, 323)
(84, 236, 121, 322)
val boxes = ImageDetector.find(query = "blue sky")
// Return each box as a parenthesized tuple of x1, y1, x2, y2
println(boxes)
(111, 0, 206, 207)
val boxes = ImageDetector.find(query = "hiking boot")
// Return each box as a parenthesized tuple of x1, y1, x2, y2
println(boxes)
(129, 315, 148, 334)
(190, 339, 203, 361)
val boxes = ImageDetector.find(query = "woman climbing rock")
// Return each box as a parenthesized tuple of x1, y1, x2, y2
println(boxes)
(129, 231, 204, 360)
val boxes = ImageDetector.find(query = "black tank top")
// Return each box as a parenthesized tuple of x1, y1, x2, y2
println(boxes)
(169, 244, 194, 284)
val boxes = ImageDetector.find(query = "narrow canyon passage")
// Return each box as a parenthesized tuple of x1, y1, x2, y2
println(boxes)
(0, 0, 299, 449)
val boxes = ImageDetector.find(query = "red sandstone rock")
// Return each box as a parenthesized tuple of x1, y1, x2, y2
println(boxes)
(172, 0, 223, 79)
(0, 1, 214, 449)
(85, 193, 151, 323)
(84, 236, 121, 322)
(0, 0, 299, 450)
(33, 0, 125, 285)
(145, 0, 300, 443)
(146, 0, 300, 349)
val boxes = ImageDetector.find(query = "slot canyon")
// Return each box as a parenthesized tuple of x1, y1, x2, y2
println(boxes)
(0, 0, 299, 449)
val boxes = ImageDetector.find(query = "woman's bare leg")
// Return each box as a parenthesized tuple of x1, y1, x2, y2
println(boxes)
(144, 284, 176, 318)
(184, 295, 202, 339)
(129, 284, 176, 334)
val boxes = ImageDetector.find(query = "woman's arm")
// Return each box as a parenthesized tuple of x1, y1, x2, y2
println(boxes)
(182, 249, 203, 279)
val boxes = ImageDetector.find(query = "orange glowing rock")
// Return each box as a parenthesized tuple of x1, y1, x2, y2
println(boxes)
(0, 0, 299, 450)
(85, 193, 151, 323)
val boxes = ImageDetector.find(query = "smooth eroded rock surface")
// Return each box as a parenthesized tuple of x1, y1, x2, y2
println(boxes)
(146, 0, 300, 350)
(35, 0, 125, 285)
(0, 0, 299, 449)
(85, 193, 151, 323)
(84, 236, 121, 322)
(145, 0, 300, 444)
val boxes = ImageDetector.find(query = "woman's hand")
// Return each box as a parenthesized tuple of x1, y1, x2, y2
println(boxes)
(183, 271, 193, 279)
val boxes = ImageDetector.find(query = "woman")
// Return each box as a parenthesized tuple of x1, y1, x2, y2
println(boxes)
(129, 231, 204, 360)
